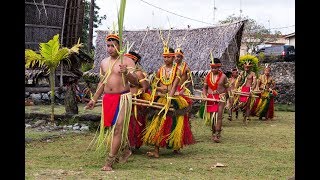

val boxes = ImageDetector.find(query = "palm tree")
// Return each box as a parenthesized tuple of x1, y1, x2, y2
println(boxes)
(25, 34, 82, 123)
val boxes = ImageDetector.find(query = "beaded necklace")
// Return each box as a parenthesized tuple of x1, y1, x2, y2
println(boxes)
(159, 63, 178, 86)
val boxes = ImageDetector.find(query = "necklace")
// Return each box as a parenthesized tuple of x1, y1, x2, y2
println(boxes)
(159, 63, 177, 86)
(206, 71, 222, 91)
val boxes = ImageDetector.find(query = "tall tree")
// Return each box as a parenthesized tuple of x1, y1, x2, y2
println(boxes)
(25, 34, 82, 123)
(219, 15, 281, 53)
(82, 0, 106, 53)
(88, 0, 95, 51)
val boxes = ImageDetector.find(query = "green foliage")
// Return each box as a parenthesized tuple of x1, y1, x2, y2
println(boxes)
(238, 54, 260, 75)
(81, 62, 94, 72)
(82, 0, 106, 51)
(25, 34, 83, 122)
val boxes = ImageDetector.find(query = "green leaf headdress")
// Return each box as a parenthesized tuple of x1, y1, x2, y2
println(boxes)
(238, 54, 259, 75)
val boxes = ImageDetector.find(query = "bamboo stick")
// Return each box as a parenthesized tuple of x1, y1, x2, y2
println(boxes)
(92, 101, 174, 111)
(132, 98, 168, 106)
(188, 96, 225, 102)
(232, 91, 259, 98)
(132, 102, 174, 111)
(157, 93, 224, 102)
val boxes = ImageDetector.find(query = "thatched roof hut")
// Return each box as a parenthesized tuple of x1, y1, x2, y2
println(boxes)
(90, 20, 246, 76)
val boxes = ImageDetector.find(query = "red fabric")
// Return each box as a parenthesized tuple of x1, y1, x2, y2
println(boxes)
(206, 71, 223, 91)
(102, 93, 121, 127)
(177, 85, 183, 92)
(181, 95, 192, 104)
(206, 94, 220, 112)
(128, 110, 146, 148)
(157, 116, 173, 147)
(266, 97, 274, 119)
(239, 86, 250, 102)
(182, 115, 195, 145)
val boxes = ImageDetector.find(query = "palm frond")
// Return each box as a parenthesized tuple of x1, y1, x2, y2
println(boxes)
(117, 0, 126, 49)
(69, 39, 83, 54)
(39, 34, 60, 62)
(52, 48, 70, 67)
(25, 49, 43, 68)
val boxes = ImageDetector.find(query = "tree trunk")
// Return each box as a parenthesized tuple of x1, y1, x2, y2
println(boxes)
(88, 0, 95, 51)
(64, 83, 79, 115)
(49, 69, 55, 123)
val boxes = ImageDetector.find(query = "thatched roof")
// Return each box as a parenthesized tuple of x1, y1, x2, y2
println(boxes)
(90, 20, 246, 75)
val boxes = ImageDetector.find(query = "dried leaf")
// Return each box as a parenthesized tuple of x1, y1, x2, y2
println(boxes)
(211, 162, 227, 168)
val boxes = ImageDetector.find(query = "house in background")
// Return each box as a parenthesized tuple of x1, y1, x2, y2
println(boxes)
(284, 32, 295, 47)
(240, 32, 295, 55)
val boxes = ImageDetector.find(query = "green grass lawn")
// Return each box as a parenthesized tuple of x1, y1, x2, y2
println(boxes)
(25, 107, 294, 179)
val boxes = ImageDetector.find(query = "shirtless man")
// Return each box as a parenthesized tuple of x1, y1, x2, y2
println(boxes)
(202, 58, 229, 143)
(174, 48, 192, 96)
(124, 51, 149, 154)
(234, 61, 257, 124)
(86, 33, 139, 171)
(227, 68, 239, 121)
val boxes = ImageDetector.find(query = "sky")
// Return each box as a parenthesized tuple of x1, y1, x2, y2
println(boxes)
(94, 0, 295, 35)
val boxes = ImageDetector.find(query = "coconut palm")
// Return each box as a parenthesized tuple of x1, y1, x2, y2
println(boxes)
(25, 34, 82, 123)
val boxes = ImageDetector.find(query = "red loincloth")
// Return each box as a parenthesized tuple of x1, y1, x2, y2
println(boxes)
(239, 86, 250, 103)
(102, 93, 121, 127)
(206, 94, 220, 112)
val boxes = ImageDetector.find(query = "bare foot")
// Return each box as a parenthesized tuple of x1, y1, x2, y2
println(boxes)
(146, 151, 159, 158)
(118, 149, 132, 163)
(173, 150, 181, 155)
(213, 136, 221, 143)
(101, 165, 113, 171)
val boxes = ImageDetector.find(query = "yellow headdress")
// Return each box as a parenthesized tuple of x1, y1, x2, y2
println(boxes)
(175, 47, 184, 57)
(159, 29, 175, 57)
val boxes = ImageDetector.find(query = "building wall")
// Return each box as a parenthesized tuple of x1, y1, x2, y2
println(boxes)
(287, 37, 295, 47)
